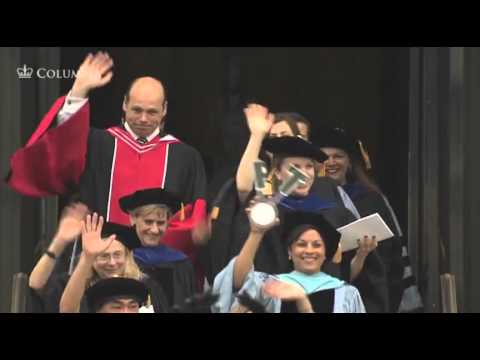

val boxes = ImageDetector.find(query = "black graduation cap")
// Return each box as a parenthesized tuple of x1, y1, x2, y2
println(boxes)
(283, 211, 341, 261)
(101, 222, 142, 250)
(171, 290, 219, 313)
(312, 126, 356, 153)
(85, 277, 148, 313)
(119, 187, 181, 214)
(311, 126, 372, 170)
(236, 292, 267, 313)
(262, 136, 328, 163)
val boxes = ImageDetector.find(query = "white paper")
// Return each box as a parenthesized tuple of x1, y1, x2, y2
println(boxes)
(336, 213, 394, 252)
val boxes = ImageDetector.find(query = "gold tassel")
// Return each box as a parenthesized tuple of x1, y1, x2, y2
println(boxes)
(180, 202, 185, 221)
(358, 140, 372, 170)
(211, 206, 220, 220)
(263, 171, 274, 197)
(318, 162, 326, 177)
(264, 181, 273, 197)
(231, 304, 249, 313)
(332, 244, 342, 264)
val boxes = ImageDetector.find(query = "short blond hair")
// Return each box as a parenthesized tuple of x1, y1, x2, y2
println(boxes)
(130, 204, 171, 219)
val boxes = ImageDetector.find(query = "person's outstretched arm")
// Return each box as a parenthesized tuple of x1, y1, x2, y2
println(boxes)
(7, 52, 114, 198)
(57, 52, 114, 125)
(29, 203, 88, 291)
(59, 213, 114, 313)
(236, 104, 274, 203)
(233, 199, 279, 289)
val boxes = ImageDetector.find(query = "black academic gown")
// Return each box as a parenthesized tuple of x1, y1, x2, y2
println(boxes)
(134, 247, 196, 309)
(204, 177, 357, 283)
(281, 289, 336, 313)
(339, 248, 388, 313)
(343, 182, 404, 312)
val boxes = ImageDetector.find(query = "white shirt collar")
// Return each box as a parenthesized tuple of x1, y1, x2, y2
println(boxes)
(124, 122, 160, 142)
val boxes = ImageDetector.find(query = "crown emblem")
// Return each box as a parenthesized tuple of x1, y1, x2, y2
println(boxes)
(17, 65, 34, 79)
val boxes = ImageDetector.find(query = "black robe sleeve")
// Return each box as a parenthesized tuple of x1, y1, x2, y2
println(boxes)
(186, 146, 207, 203)
(27, 287, 46, 313)
(78, 127, 115, 216)
(36, 272, 91, 313)
(37, 272, 70, 313)
(310, 178, 358, 228)
(353, 191, 404, 312)
(142, 276, 171, 313)
(140, 259, 195, 309)
(163, 142, 207, 204)
(340, 249, 389, 312)
(202, 178, 238, 284)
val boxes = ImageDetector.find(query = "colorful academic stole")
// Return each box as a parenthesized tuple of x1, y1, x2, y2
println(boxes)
(105, 126, 180, 225)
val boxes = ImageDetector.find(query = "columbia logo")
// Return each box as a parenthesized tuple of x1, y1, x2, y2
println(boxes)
(17, 65, 34, 79)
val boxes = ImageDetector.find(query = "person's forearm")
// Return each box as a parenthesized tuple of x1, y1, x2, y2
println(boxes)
(29, 238, 67, 290)
(236, 134, 265, 202)
(59, 254, 94, 313)
(350, 254, 367, 281)
(57, 91, 89, 126)
(233, 231, 264, 289)
(70, 82, 90, 99)
(296, 297, 314, 313)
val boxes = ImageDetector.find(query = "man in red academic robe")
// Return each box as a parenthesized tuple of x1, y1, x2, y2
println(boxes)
(6, 52, 208, 289)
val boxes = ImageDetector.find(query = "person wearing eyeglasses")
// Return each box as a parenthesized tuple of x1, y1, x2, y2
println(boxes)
(59, 213, 169, 313)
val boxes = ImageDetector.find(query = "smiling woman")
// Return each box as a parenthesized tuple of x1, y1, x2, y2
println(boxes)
(212, 207, 366, 313)
(321, 147, 351, 186)
(57, 216, 170, 313)
(315, 126, 407, 312)
(272, 156, 317, 198)
(118, 187, 197, 307)
(287, 227, 327, 274)
(129, 204, 170, 247)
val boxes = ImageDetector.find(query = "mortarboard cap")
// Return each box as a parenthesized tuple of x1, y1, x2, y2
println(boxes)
(85, 277, 148, 313)
(312, 126, 372, 170)
(262, 136, 328, 163)
(101, 222, 142, 250)
(236, 292, 267, 313)
(119, 188, 181, 214)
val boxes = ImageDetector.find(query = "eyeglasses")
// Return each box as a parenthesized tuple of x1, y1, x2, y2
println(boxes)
(96, 252, 125, 263)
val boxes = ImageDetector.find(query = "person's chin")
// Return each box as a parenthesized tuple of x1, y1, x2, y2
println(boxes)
(143, 238, 161, 247)
(137, 131, 150, 138)
(104, 270, 120, 278)
(299, 264, 320, 274)
(293, 188, 310, 197)
(132, 127, 151, 137)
